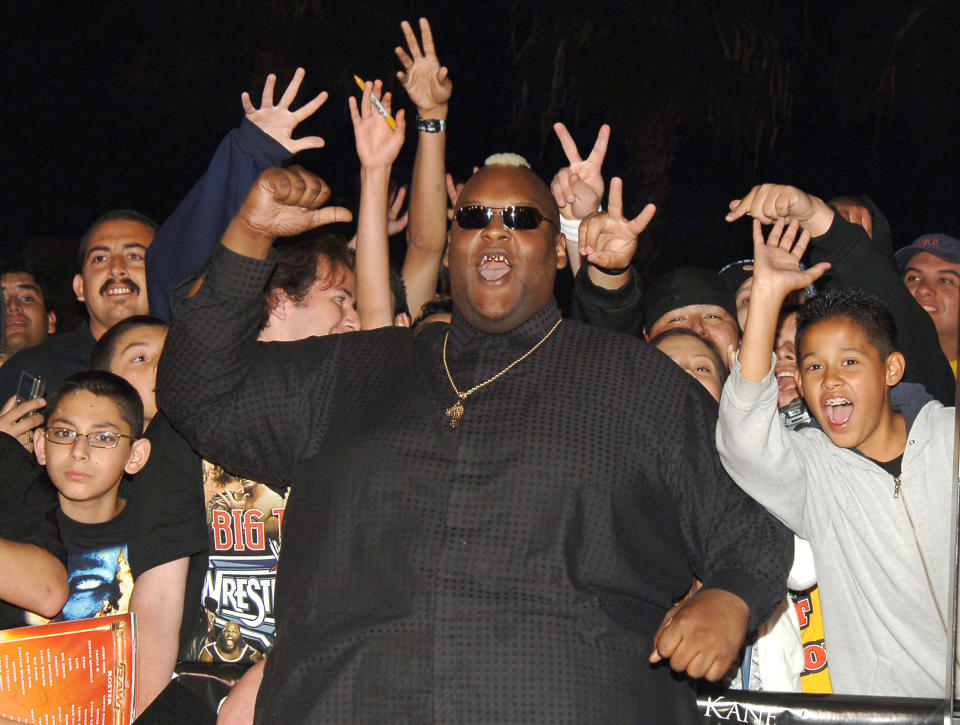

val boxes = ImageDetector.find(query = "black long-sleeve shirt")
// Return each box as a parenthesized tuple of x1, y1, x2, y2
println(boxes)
(808, 213, 955, 404)
(158, 245, 791, 724)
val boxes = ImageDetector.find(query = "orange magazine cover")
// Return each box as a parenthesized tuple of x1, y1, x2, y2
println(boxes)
(0, 613, 135, 725)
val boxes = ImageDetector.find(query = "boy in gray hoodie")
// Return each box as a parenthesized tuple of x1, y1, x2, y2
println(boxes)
(717, 184, 956, 697)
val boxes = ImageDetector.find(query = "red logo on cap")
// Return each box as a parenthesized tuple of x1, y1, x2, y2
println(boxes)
(917, 237, 941, 248)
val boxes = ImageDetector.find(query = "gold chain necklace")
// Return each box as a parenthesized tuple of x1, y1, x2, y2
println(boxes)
(442, 318, 562, 428)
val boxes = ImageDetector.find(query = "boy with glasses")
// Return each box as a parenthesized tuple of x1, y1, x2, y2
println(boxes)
(32, 371, 151, 620)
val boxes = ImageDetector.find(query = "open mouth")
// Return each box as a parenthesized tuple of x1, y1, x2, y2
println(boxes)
(478, 252, 512, 281)
(921, 305, 937, 313)
(99, 278, 140, 298)
(775, 369, 796, 395)
(823, 397, 853, 427)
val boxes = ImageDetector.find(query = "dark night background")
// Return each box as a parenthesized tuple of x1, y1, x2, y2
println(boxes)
(3, 0, 959, 327)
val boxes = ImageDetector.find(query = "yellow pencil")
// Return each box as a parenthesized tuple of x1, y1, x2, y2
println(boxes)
(353, 74, 397, 130)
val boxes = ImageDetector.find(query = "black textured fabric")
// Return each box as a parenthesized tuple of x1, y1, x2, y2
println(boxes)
(158, 244, 791, 724)
(136, 678, 217, 725)
(0, 326, 96, 400)
(568, 263, 645, 336)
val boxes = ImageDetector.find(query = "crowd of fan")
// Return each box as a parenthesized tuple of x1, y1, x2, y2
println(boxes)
(0, 17, 957, 724)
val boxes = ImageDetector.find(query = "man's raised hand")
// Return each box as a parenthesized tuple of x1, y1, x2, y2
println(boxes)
(349, 79, 407, 170)
(232, 167, 352, 254)
(750, 217, 830, 300)
(551, 123, 610, 220)
(577, 178, 655, 270)
(241, 68, 328, 154)
(387, 185, 409, 236)
(395, 18, 452, 119)
(726, 183, 834, 237)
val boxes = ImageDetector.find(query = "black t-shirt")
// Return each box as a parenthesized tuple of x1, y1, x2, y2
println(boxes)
(869, 453, 904, 479)
(57, 504, 132, 621)
(128, 411, 287, 663)
(126, 411, 208, 656)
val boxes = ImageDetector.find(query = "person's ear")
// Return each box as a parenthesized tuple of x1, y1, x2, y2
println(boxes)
(555, 232, 568, 270)
(34, 429, 47, 464)
(124, 438, 152, 475)
(47, 310, 57, 335)
(884, 351, 906, 387)
(72, 274, 85, 303)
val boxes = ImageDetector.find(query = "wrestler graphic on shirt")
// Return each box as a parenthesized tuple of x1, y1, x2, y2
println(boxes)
(199, 620, 263, 664)
(203, 462, 285, 540)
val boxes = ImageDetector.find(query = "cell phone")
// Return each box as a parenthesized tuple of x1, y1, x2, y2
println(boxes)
(16, 370, 46, 405)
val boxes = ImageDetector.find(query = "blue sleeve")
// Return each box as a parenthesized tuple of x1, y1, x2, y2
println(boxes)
(146, 119, 291, 321)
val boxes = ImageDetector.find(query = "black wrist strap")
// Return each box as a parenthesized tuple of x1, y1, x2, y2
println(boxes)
(588, 261, 631, 276)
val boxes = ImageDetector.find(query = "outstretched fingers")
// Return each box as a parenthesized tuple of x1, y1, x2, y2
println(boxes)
(277, 67, 306, 109)
(553, 122, 582, 165)
(240, 91, 256, 115)
(291, 89, 328, 122)
(584, 124, 611, 166)
(607, 177, 624, 218)
(390, 186, 408, 217)
(259, 73, 277, 108)
(418, 17, 436, 56)
(400, 19, 423, 59)
(629, 203, 657, 235)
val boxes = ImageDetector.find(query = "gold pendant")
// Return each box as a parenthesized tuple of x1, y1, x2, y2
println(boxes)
(446, 400, 464, 428)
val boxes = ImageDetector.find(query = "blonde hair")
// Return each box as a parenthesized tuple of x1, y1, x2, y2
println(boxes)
(483, 152, 531, 168)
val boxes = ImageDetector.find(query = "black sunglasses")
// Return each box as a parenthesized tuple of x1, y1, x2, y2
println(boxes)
(455, 205, 557, 231)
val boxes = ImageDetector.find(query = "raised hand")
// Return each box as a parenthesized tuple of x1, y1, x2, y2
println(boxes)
(349, 79, 407, 170)
(235, 166, 352, 246)
(444, 173, 464, 220)
(577, 178, 656, 270)
(387, 185, 409, 236)
(726, 182, 838, 239)
(551, 123, 610, 220)
(751, 218, 830, 299)
(395, 18, 452, 118)
(241, 68, 328, 154)
(0, 395, 45, 453)
(649, 588, 750, 682)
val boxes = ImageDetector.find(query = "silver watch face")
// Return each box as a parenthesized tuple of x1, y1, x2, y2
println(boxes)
(417, 118, 446, 133)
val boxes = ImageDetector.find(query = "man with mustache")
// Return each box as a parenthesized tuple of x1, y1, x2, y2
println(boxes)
(0, 210, 156, 396)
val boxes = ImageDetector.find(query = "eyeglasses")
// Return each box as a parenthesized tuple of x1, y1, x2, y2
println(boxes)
(454, 205, 557, 231)
(44, 427, 135, 449)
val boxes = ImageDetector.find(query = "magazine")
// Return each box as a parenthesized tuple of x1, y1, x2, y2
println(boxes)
(0, 613, 135, 724)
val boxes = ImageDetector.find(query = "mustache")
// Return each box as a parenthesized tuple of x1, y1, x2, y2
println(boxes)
(98, 277, 140, 296)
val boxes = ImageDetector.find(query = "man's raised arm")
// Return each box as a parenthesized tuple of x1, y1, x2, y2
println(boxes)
(156, 167, 351, 485)
(727, 182, 954, 404)
(147, 69, 329, 320)
(396, 17, 453, 321)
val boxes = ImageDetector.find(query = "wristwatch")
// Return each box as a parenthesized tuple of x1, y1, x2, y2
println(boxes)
(416, 116, 446, 133)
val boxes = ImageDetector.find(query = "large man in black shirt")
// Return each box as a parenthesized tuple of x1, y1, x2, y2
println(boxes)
(158, 165, 791, 723)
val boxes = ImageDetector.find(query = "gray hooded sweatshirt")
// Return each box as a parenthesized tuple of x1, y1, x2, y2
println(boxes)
(717, 356, 956, 697)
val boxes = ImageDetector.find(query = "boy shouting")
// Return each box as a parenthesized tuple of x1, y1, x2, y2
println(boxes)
(717, 185, 955, 697)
